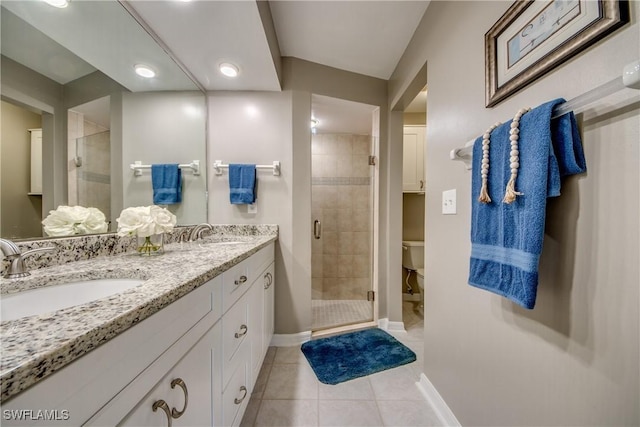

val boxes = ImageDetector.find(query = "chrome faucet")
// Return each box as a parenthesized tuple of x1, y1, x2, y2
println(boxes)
(188, 223, 214, 242)
(0, 238, 55, 279)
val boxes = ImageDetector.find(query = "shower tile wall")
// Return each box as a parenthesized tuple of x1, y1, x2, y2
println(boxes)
(67, 110, 110, 223)
(312, 134, 372, 301)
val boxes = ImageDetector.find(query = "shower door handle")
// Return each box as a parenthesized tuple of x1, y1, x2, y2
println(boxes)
(314, 220, 321, 239)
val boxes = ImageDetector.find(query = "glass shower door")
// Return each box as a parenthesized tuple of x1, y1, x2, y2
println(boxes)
(76, 130, 111, 227)
(311, 133, 374, 331)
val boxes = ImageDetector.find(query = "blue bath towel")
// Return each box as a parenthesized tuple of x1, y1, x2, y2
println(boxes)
(151, 164, 182, 204)
(229, 164, 256, 204)
(469, 99, 586, 309)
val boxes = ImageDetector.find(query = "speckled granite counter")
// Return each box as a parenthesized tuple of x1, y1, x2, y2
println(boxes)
(0, 225, 277, 401)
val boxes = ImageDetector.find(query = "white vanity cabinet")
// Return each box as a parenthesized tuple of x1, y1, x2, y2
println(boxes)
(2, 242, 275, 427)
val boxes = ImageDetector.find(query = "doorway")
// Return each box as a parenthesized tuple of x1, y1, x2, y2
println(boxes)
(310, 94, 378, 332)
(402, 87, 427, 329)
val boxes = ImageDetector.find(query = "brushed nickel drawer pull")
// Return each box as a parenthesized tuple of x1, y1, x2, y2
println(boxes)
(170, 378, 188, 419)
(234, 275, 247, 285)
(264, 272, 273, 289)
(234, 386, 248, 404)
(234, 324, 248, 338)
(152, 399, 172, 427)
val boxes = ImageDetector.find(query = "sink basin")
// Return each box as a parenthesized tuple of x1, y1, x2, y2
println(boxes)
(1, 278, 144, 322)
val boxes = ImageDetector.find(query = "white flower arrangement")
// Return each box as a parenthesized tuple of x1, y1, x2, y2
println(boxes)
(42, 205, 109, 237)
(116, 205, 177, 238)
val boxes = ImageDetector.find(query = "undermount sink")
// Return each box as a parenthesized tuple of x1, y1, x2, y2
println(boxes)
(1, 278, 144, 322)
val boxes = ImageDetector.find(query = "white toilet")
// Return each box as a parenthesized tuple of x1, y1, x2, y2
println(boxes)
(402, 240, 424, 294)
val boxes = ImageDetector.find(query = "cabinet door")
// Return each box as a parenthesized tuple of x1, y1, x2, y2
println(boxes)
(263, 262, 275, 355)
(249, 276, 264, 386)
(118, 323, 221, 427)
(403, 126, 425, 192)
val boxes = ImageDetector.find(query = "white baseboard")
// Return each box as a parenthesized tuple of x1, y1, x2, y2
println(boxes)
(270, 331, 312, 347)
(403, 293, 421, 302)
(417, 373, 461, 427)
(378, 318, 406, 333)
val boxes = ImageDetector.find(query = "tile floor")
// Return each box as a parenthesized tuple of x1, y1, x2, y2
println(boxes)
(241, 300, 444, 426)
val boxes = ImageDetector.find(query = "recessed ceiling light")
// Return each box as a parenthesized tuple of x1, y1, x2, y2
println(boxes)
(219, 63, 239, 78)
(43, 0, 69, 8)
(134, 64, 156, 78)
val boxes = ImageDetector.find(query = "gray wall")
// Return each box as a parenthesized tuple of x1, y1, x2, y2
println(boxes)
(0, 101, 42, 238)
(119, 91, 207, 226)
(390, 1, 639, 425)
(207, 58, 398, 335)
(207, 90, 304, 334)
(1, 56, 65, 218)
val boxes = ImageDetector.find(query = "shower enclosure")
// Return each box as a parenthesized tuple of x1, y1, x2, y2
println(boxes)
(311, 133, 375, 331)
(75, 130, 111, 227)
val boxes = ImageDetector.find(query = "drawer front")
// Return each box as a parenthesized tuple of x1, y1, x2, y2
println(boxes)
(222, 261, 251, 313)
(222, 349, 250, 427)
(222, 296, 249, 387)
(250, 244, 274, 280)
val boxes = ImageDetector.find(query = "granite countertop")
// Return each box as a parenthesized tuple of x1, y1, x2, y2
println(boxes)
(0, 225, 277, 401)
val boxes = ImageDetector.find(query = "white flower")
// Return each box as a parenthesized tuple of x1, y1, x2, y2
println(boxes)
(116, 205, 177, 238)
(42, 206, 108, 237)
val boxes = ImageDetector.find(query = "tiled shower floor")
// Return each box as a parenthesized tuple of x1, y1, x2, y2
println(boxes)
(312, 299, 373, 331)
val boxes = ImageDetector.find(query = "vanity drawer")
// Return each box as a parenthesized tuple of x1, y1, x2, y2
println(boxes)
(250, 244, 274, 281)
(222, 293, 250, 388)
(222, 346, 250, 427)
(222, 261, 251, 313)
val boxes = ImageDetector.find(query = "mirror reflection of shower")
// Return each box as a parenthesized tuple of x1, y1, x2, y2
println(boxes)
(68, 96, 111, 229)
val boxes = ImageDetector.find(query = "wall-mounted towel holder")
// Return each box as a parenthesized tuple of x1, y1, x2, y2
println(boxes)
(450, 59, 640, 170)
(213, 160, 281, 176)
(130, 160, 200, 177)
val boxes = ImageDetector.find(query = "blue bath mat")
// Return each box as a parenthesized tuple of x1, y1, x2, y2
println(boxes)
(301, 328, 416, 385)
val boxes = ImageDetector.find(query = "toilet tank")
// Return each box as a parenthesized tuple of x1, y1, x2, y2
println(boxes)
(402, 240, 424, 270)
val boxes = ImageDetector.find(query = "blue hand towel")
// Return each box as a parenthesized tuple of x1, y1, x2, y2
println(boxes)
(151, 164, 182, 204)
(469, 99, 586, 309)
(229, 164, 256, 204)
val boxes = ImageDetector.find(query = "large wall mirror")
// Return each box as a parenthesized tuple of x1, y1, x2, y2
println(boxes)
(1, 0, 207, 241)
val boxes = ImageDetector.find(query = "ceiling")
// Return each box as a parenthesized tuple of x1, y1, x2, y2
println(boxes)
(2, 0, 430, 134)
(130, 0, 431, 91)
(129, 0, 431, 132)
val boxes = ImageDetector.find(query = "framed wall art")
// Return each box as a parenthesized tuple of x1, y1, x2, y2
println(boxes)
(485, 0, 629, 107)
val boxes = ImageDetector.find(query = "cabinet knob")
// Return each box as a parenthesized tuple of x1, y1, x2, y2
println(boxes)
(234, 275, 248, 286)
(234, 386, 248, 404)
(170, 378, 188, 419)
(152, 399, 172, 427)
(234, 324, 248, 338)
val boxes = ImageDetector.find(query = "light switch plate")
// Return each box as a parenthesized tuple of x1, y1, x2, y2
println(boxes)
(248, 203, 257, 214)
(442, 189, 456, 215)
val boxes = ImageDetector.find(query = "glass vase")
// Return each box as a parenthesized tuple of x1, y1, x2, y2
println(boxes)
(136, 233, 164, 256)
